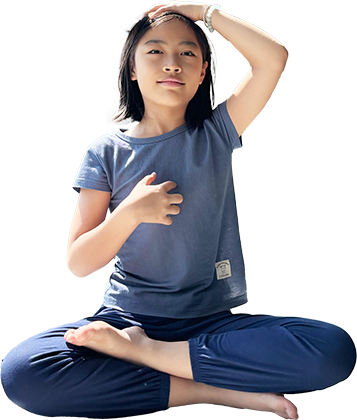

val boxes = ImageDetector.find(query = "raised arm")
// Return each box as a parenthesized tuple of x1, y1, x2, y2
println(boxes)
(146, 2, 289, 137)
(208, 6, 288, 137)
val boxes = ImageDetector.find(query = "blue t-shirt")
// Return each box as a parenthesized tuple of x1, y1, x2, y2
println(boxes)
(73, 99, 247, 318)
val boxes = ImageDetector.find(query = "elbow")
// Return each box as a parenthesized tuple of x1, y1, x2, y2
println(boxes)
(67, 255, 91, 278)
(278, 47, 288, 71)
(281, 46, 288, 59)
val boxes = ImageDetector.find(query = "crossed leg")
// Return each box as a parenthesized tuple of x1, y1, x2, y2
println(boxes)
(65, 321, 299, 419)
(4, 313, 353, 418)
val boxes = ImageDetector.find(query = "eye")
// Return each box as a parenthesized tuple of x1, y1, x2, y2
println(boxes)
(147, 49, 195, 56)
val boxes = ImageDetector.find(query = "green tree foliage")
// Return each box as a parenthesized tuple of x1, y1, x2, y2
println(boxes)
(0, 212, 28, 258)
(0, 213, 43, 304)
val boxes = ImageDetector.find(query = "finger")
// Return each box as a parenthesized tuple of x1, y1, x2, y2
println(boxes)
(162, 180, 177, 191)
(144, 172, 156, 185)
(169, 204, 181, 215)
(166, 216, 173, 225)
(166, 193, 183, 205)
(145, 4, 165, 17)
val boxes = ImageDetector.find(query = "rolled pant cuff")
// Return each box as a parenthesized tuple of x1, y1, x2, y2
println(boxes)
(159, 372, 171, 410)
(188, 336, 202, 383)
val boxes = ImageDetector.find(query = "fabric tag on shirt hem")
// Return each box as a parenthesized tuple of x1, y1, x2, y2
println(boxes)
(215, 259, 232, 280)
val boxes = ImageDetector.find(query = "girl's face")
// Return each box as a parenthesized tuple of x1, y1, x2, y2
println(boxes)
(131, 19, 208, 113)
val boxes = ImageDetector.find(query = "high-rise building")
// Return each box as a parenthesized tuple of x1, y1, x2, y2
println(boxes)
(0, 87, 57, 222)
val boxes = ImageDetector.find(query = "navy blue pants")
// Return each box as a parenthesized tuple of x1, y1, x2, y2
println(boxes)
(1, 306, 356, 418)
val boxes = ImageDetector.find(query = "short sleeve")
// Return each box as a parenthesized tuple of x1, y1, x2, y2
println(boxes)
(72, 146, 111, 193)
(212, 100, 243, 153)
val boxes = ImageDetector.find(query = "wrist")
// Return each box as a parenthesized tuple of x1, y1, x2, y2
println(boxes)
(203, 4, 221, 32)
(202, 4, 210, 22)
(117, 199, 142, 229)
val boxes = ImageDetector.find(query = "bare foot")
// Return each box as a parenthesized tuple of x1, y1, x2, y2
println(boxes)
(170, 376, 298, 419)
(209, 387, 298, 419)
(240, 392, 298, 419)
(64, 321, 150, 366)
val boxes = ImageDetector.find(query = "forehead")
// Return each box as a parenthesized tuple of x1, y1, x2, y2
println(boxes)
(139, 19, 200, 49)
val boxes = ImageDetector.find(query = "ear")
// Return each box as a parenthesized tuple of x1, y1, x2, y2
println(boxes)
(131, 68, 137, 81)
(199, 61, 208, 85)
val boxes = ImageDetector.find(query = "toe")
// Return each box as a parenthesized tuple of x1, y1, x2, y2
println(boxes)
(64, 329, 76, 344)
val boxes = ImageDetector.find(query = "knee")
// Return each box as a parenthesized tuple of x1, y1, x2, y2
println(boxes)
(315, 323, 356, 389)
(1, 341, 49, 416)
(1, 344, 34, 413)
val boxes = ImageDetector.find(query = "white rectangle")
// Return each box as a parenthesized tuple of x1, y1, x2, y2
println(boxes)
(0, 0, 87, 87)
(336, 0, 357, 175)
(262, 175, 357, 262)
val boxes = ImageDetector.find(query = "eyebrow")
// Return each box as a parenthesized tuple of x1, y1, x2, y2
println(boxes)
(143, 39, 199, 49)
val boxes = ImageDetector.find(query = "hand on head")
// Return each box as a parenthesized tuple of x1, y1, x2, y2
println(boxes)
(144, 1, 205, 23)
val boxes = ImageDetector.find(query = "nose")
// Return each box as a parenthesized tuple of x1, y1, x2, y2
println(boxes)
(163, 61, 181, 73)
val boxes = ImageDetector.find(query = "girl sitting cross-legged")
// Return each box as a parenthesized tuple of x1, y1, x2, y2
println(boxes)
(1, 2, 356, 420)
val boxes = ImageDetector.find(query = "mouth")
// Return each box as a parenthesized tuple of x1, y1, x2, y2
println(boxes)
(158, 81, 185, 87)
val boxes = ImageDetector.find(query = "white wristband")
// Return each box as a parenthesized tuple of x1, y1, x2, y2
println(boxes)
(203, 4, 221, 33)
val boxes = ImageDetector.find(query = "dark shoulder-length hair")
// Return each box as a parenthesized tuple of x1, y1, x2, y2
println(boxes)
(112, 12, 216, 127)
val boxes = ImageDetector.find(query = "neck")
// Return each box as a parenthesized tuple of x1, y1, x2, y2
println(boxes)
(136, 102, 187, 137)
